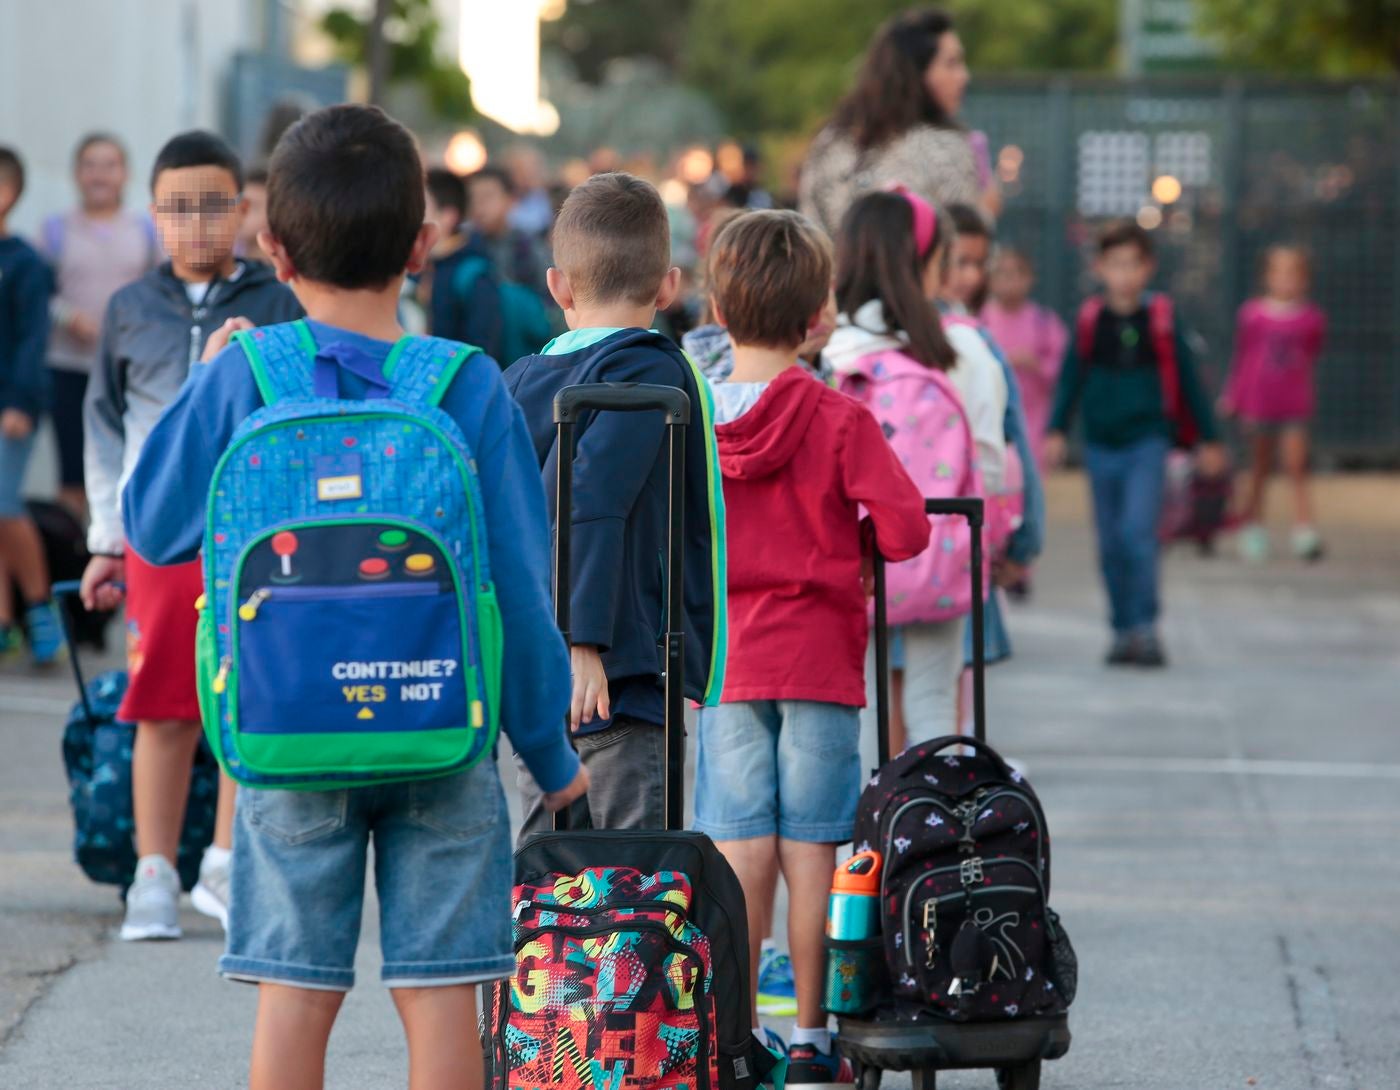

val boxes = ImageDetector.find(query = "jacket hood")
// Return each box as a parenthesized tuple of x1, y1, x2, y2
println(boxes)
(545, 326, 679, 369)
(715, 366, 825, 479)
(825, 299, 907, 376)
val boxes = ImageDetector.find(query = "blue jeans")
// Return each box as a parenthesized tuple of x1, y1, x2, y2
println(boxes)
(694, 701, 861, 844)
(220, 761, 514, 991)
(1085, 436, 1169, 635)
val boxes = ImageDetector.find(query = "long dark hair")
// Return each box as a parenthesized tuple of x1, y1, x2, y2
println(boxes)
(831, 7, 959, 150)
(836, 191, 956, 370)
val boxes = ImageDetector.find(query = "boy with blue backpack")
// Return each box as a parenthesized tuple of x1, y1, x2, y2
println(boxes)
(123, 104, 586, 1090)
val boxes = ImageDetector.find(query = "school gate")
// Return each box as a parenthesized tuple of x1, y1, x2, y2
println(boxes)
(966, 77, 1400, 464)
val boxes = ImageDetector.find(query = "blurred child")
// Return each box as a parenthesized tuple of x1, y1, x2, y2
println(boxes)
(40, 133, 160, 519)
(234, 165, 270, 264)
(699, 209, 928, 1082)
(0, 146, 61, 665)
(826, 188, 982, 751)
(1047, 221, 1225, 667)
(81, 131, 301, 941)
(123, 104, 585, 1090)
(983, 246, 1067, 468)
(1220, 245, 1327, 562)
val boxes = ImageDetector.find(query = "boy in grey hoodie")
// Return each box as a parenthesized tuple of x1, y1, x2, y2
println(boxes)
(81, 131, 301, 943)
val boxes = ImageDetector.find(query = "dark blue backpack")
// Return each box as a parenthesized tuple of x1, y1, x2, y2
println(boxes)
(60, 669, 219, 892)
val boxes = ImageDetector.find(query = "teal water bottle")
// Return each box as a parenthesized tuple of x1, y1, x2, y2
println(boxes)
(824, 850, 884, 1014)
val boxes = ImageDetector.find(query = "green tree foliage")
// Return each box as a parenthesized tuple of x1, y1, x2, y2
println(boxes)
(542, 0, 695, 84)
(548, 0, 1116, 139)
(322, 0, 474, 120)
(1195, 0, 1400, 74)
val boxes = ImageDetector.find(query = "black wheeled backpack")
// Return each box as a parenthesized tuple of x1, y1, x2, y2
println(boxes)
(835, 499, 1077, 1090)
(484, 384, 777, 1090)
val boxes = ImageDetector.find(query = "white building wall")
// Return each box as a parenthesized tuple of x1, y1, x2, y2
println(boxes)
(0, 0, 257, 236)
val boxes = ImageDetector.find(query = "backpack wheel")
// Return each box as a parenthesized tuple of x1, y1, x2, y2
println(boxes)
(856, 1065, 882, 1090)
(996, 1059, 1042, 1090)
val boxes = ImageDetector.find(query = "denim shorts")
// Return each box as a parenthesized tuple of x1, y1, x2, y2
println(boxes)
(0, 431, 37, 517)
(220, 760, 514, 991)
(694, 701, 861, 844)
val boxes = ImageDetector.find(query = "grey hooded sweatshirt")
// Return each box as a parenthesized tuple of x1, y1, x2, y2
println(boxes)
(84, 260, 302, 555)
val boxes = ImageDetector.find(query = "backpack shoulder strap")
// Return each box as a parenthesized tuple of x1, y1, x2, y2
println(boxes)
(1148, 292, 1182, 417)
(386, 335, 482, 408)
(41, 214, 65, 263)
(232, 319, 317, 406)
(1075, 297, 1104, 359)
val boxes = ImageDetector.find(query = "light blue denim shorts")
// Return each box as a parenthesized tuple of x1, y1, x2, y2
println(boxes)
(0, 431, 36, 518)
(220, 760, 514, 991)
(694, 701, 862, 844)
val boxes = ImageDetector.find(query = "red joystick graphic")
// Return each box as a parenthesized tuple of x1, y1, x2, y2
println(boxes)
(272, 531, 299, 579)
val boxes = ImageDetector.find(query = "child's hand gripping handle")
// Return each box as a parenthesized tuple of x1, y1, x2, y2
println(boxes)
(550, 383, 693, 834)
(873, 498, 986, 769)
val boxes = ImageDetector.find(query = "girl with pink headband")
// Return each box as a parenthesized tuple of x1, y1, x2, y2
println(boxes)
(825, 188, 1009, 751)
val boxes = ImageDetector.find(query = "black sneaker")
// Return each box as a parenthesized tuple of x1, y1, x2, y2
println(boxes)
(1105, 633, 1134, 666)
(786, 1042, 855, 1088)
(1132, 631, 1168, 668)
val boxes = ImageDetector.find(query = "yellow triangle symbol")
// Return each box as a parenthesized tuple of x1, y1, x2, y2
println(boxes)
(357, 707, 375, 720)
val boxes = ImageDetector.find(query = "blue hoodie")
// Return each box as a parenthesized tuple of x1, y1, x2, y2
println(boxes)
(504, 327, 725, 735)
(122, 319, 579, 793)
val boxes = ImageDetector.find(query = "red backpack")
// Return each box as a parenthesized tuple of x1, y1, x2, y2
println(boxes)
(1075, 293, 1199, 447)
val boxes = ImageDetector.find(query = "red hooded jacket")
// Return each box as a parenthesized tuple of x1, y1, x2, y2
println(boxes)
(715, 367, 930, 706)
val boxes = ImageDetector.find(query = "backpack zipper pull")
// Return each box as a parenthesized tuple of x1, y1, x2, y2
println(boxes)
(212, 657, 231, 694)
(513, 899, 532, 921)
(238, 589, 271, 622)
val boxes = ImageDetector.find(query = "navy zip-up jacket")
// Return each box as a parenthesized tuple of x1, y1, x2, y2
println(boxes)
(0, 236, 52, 418)
(504, 328, 725, 734)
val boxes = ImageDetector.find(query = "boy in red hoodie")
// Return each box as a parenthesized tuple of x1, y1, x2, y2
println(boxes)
(696, 210, 929, 1084)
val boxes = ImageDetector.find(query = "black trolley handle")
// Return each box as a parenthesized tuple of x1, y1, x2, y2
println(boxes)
(874, 497, 986, 769)
(551, 383, 691, 832)
(50, 580, 96, 724)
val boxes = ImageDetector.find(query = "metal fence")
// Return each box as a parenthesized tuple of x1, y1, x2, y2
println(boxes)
(965, 78, 1400, 464)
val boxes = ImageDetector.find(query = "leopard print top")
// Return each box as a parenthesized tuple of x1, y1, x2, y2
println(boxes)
(799, 124, 981, 238)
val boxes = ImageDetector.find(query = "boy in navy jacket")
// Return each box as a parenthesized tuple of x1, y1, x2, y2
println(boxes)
(123, 105, 585, 1090)
(505, 171, 726, 838)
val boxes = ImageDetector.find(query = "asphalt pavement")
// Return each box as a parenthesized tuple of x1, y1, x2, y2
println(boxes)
(2, 475, 1398, 1089)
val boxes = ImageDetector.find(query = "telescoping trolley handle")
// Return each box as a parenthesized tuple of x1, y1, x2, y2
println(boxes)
(874, 497, 986, 769)
(50, 580, 98, 725)
(552, 383, 691, 832)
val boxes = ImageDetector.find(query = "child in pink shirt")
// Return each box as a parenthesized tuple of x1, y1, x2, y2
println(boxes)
(982, 246, 1066, 470)
(1220, 245, 1327, 562)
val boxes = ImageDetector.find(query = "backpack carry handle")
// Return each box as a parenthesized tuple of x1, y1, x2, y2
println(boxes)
(554, 382, 692, 425)
(50, 580, 96, 724)
(874, 497, 986, 769)
(905, 734, 1017, 782)
(551, 384, 691, 834)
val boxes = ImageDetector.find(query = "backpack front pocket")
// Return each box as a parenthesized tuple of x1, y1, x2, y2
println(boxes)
(229, 519, 481, 779)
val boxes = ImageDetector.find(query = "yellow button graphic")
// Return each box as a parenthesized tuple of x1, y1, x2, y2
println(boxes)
(405, 553, 436, 575)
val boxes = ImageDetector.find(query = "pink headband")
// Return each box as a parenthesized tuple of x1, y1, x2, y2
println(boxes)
(886, 183, 938, 258)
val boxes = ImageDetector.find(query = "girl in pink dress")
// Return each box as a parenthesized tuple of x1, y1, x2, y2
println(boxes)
(1221, 246, 1327, 562)
(982, 247, 1066, 470)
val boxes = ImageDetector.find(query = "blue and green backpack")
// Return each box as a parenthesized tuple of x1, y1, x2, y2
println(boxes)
(196, 319, 502, 790)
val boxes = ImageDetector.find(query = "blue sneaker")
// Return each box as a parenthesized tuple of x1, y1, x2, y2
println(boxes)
(25, 601, 65, 666)
(786, 1040, 854, 1088)
(757, 945, 798, 1016)
(756, 1026, 788, 1059)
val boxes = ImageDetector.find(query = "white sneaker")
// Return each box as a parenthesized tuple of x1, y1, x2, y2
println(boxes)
(191, 848, 231, 932)
(1237, 523, 1270, 563)
(1291, 525, 1325, 562)
(120, 855, 182, 941)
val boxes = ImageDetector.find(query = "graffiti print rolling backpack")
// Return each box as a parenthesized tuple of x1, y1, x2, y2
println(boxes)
(834, 499, 1075, 1090)
(196, 319, 502, 789)
(484, 383, 777, 1090)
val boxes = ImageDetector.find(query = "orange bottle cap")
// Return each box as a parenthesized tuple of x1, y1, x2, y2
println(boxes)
(832, 850, 882, 894)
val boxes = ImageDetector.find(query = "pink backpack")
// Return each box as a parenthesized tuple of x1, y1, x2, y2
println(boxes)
(839, 348, 986, 624)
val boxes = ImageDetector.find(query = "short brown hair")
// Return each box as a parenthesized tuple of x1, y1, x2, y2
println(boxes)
(1098, 219, 1154, 259)
(552, 172, 671, 306)
(707, 210, 833, 349)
